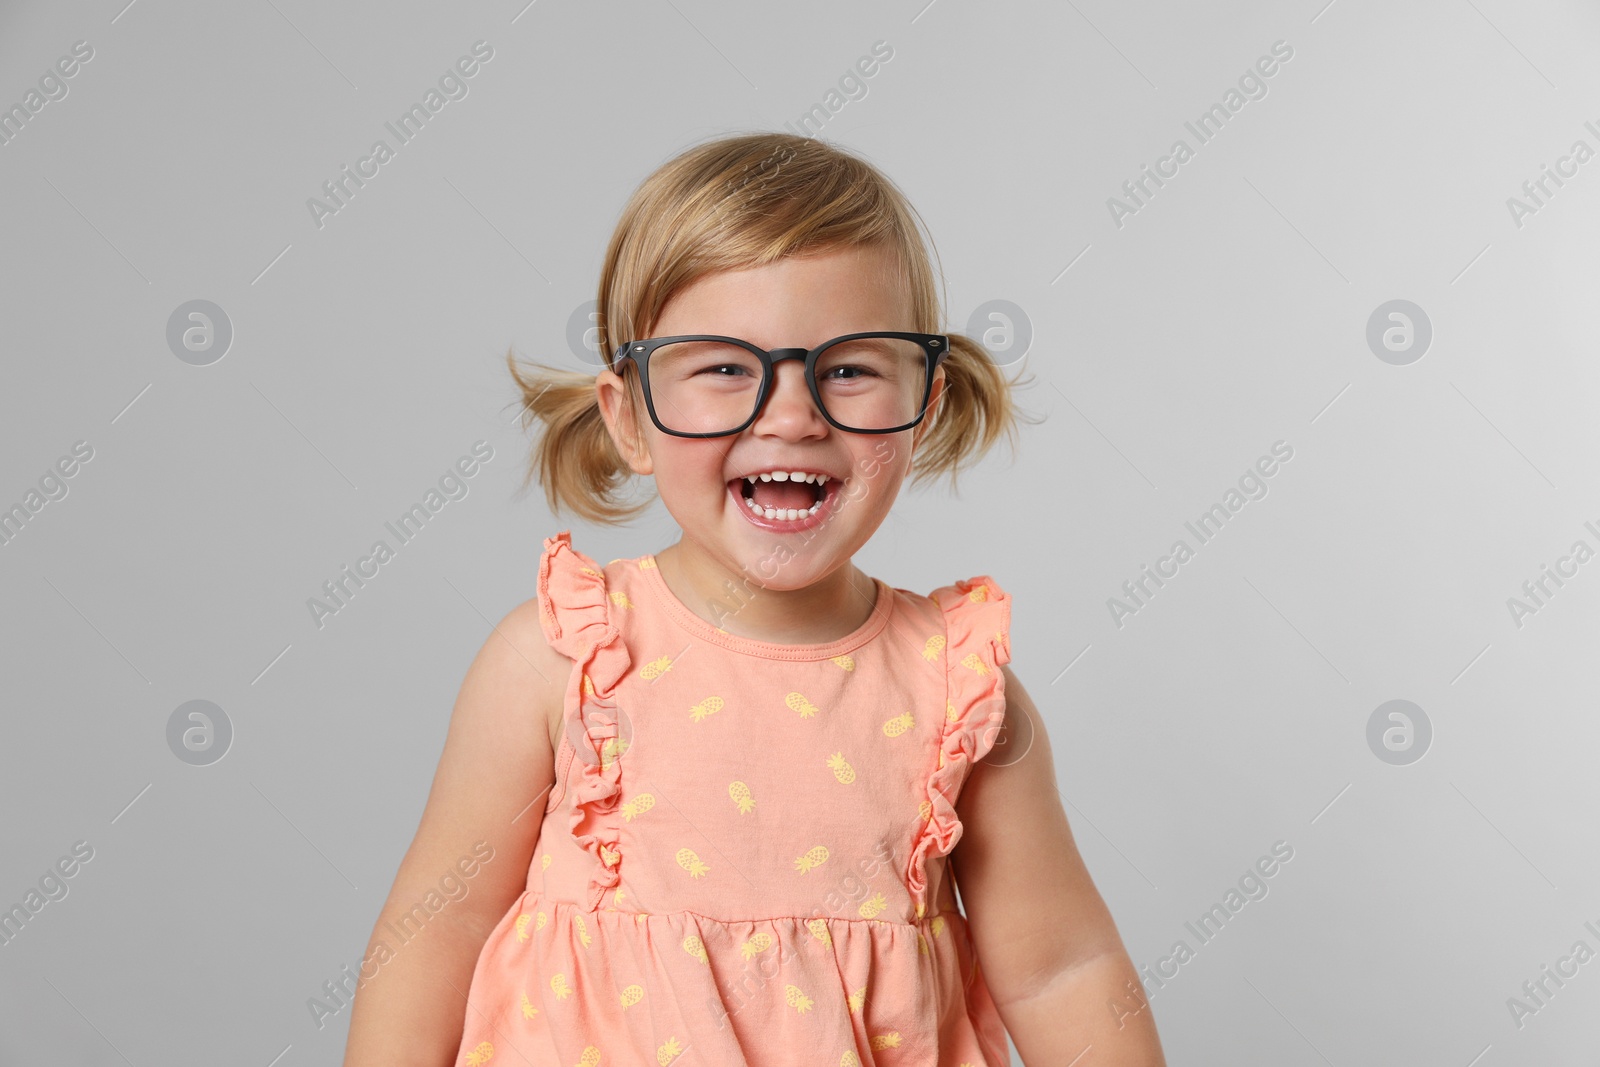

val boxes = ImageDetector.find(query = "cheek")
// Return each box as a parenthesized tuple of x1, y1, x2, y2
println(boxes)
(853, 436, 911, 483)
(653, 440, 734, 496)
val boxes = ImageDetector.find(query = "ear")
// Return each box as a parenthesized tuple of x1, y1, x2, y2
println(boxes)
(911, 365, 947, 453)
(595, 369, 655, 476)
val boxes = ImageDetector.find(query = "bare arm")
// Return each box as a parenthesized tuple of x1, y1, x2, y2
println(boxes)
(342, 597, 571, 1066)
(950, 665, 1166, 1066)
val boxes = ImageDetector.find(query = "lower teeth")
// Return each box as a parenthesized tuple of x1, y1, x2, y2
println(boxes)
(744, 494, 823, 521)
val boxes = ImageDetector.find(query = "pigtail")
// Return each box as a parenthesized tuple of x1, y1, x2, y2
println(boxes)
(910, 334, 1042, 490)
(505, 349, 656, 526)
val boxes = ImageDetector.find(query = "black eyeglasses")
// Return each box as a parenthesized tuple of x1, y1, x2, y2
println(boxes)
(611, 332, 949, 438)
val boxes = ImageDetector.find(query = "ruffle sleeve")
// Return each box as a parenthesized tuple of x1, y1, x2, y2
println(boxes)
(537, 530, 632, 911)
(906, 574, 1012, 918)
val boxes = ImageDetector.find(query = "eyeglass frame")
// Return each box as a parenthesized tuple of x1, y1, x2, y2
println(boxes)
(610, 331, 950, 439)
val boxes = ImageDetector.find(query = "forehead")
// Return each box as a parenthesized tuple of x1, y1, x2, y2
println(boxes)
(654, 244, 910, 341)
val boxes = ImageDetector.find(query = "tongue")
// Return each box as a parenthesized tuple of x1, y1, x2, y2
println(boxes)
(750, 481, 814, 511)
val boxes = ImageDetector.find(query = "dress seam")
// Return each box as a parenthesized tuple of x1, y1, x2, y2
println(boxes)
(520, 892, 966, 930)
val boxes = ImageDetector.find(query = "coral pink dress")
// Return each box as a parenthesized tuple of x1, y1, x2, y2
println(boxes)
(453, 530, 1014, 1066)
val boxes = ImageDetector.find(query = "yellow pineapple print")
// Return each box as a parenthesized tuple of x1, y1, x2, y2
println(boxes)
(657, 1036, 684, 1065)
(573, 913, 592, 947)
(621, 793, 656, 821)
(579, 566, 600, 576)
(917, 931, 929, 956)
(922, 634, 945, 660)
(918, 799, 933, 822)
(846, 985, 867, 1012)
(536, 910, 549, 930)
(640, 655, 673, 680)
(728, 781, 755, 813)
(831, 654, 855, 671)
(793, 844, 829, 874)
(784, 983, 815, 1013)
(689, 696, 725, 722)
(915, 900, 926, 919)
(682, 935, 709, 964)
(582, 673, 596, 696)
(869, 1032, 902, 1050)
(841, 1054, 861, 1067)
(968, 583, 989, 602)
(639, 557, 657, 569)
(515, 913, 531, 942)
(947, 700, 959, 722)
(960, 651, 990, 676)
(825, 752, 856, 784)
(550, 972, 574, 999)
(609, 590, 634, 610)
(620, 983, 645, 1008)
(520, 990, 539, 1018)
(575, 1046, 600, 1067)
(739, 932, 775, 960)
(464, 1041, 494, 1065)
(599, 736, 628, 771)
(857, 892, 887, 919)
(676, 848, 710, 878)
(807, 918, 832, 945)
(785, 691, 820, 718)
(541, 853, 552, 871)
(882, 711, 914, 737)
(932, 915, 947, 938)
(600, 845, 620, 867)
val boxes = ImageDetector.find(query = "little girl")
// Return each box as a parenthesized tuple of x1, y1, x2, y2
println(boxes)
(343, 133, 1166, 1066)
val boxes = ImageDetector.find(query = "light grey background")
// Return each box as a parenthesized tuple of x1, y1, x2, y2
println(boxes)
(3, 0, 1598, 1063)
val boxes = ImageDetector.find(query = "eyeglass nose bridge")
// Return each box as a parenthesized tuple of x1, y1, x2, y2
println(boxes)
(753, 348, 821, 421)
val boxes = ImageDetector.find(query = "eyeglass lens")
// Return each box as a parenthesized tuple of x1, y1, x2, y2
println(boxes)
(642, 336, 930, 434)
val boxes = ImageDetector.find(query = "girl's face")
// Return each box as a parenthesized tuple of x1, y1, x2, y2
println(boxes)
(596, 242, 944, 589)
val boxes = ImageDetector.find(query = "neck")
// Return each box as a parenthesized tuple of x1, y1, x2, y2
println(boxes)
(653, 538, 878, 645)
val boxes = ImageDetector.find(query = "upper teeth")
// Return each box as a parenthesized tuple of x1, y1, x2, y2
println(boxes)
(744, 471, 830, 484)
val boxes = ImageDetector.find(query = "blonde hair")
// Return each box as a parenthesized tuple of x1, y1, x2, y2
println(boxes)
(507, 131, 1040, 525)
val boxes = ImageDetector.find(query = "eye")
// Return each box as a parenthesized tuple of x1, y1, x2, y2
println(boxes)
(822, 364, 879, 381)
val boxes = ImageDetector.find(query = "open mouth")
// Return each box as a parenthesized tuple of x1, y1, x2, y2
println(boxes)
(732, 472, 832, 522)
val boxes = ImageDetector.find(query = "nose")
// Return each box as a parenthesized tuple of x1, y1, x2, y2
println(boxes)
(751, 358, 827, 437)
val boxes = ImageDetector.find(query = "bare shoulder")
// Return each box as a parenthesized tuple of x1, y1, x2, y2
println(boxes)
(952, 663, 1127, 1007)
(471, 595, 573, 754)
(972, 664, 1054, 778)
(379, 595, 575, 943)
